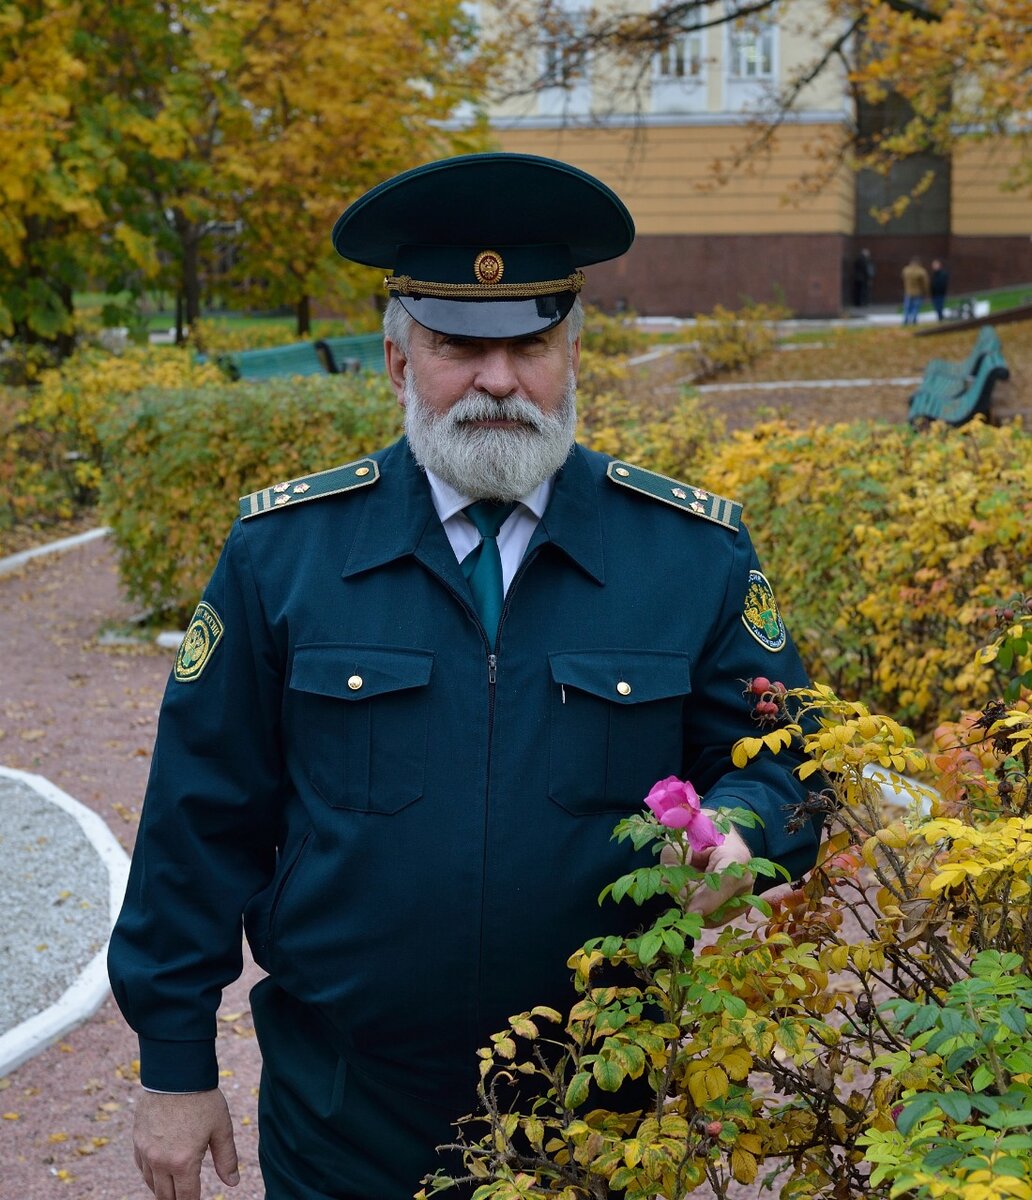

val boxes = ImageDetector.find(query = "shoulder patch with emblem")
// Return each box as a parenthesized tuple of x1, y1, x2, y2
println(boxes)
(175, 602, 224, 682)
(606, 461, 741, 531)
(742, 570, 786, 652)
(239, 458, 380, 520)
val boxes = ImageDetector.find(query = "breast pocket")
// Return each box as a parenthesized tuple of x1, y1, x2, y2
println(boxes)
(288, 644, 434, 813)
(548, 650, 691, 816)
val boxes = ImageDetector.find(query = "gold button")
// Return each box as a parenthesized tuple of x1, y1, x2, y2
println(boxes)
(347, 675, 363, 691)
(615, 467, 630, 477)
(616, 681, 631, 696)
(355, 467, 370, 477)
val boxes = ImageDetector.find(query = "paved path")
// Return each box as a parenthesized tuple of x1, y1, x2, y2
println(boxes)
(0, 539, 264, 1200)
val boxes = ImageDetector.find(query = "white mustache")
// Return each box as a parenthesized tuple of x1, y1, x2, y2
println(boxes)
(445, 392, 547, 432)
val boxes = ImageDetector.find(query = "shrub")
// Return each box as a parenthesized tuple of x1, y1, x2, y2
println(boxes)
(580, 305, 651, 358)
(100, 372, 401, 620)
(690, 299, 791, 380)
(419, 605, 1032, 1200)
(0, 348, 222, 546)
(699, 418, 1032, 735)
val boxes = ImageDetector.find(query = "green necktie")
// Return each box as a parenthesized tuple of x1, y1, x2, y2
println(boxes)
(461, 501, 517, 643)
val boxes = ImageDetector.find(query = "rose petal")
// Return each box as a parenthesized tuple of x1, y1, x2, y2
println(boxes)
(658, 807, 695, 829)
(684, 810, 725, 852)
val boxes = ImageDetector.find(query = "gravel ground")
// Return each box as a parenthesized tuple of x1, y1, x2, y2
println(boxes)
(0, 775, 110, 1034)
(0, 539, 265, 1200)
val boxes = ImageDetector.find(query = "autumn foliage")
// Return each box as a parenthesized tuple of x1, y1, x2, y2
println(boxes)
(417, 607, 1032, 1200)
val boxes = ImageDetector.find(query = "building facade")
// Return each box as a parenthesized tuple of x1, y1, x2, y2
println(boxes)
(479, 1, 1030, 317)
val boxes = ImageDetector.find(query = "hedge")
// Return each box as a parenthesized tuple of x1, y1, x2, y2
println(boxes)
(701, 418, 1032, 733)
(100, 372, 401, 619)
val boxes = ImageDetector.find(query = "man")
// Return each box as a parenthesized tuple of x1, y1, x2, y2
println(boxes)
(109, 153, 821, 1200)
(930, 259, 949, 321)
(852, 247, 874, 308)
(902, 255, 929, 325)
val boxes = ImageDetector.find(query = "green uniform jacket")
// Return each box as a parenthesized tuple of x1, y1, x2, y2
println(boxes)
(108, 439, 820, 1095)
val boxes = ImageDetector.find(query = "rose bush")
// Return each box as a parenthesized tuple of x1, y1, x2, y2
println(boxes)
(418, 600, 1032, 1200)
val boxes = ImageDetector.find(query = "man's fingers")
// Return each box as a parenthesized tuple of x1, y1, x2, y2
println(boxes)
(209, 1113, 241, 1187)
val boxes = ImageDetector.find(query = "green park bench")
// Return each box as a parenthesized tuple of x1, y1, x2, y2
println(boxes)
(908, 327, 1009, 427)
(222, 341, 330, 381)
(315, 333, 386, 374)
(921, 325, 1001, 386)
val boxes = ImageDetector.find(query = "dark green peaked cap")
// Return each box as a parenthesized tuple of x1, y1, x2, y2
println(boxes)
(331, 153, 635, 339)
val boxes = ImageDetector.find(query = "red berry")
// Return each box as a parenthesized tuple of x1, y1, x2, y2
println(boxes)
(704, 1121, 723, 1138)
(772, 680, 786, 694)
(750, 676, 771, 695)
(1002, 608, 1015, 621)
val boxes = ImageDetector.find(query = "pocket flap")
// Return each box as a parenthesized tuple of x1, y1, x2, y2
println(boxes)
(290, 644, 434, 701)
(548, 650, 691, 705)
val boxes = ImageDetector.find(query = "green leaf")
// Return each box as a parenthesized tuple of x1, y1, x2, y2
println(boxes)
(1000, 1005, 1027, 1036)
(922, 1144, 966, 1170)
(945, 1046, 979, 1074)
(937, 1091, 973, 1122)
(593, 1055, 625, 1092)
(895, 1093, 938, 1136)
(637, 930, 664, 965)
(661, 929, 686, 957)
(971, 1064, 995, 1092)
(564, 1071, 591, 1110)
(719, 993, 748, 1018)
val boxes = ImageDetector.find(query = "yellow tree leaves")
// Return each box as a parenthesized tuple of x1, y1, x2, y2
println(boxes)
(225, 0, 488, 328)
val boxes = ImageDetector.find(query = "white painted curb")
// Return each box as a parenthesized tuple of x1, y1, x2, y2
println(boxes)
(0, 767, 131, 1076)
(862, 762, 938, 816)
(0, 526, 111, 577)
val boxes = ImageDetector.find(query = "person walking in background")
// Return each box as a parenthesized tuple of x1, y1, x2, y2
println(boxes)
(852, 248, 875, 308)
(930, 259, 950, 321)
(902, 256, 929, 325)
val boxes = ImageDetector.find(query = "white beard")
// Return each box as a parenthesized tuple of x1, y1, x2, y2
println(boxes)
(403, 371, 577, 502)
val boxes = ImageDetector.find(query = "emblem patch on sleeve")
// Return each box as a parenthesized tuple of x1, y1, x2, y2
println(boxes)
(174, 602, 224, 682)
(742, 570, 786, 652)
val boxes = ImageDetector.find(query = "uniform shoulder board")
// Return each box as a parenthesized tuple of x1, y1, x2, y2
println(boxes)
(239, 458, 380, 519)
(606, 460, 741, 531)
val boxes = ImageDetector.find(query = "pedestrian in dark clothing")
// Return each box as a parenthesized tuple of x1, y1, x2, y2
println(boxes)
(930, 259, 949, 321)
(852, 248, 875, 308)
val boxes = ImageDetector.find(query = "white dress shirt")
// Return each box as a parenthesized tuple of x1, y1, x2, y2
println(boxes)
(424, 470, 554, 594)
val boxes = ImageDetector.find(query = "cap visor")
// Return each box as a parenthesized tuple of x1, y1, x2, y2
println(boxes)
(398, 293, 576, 339)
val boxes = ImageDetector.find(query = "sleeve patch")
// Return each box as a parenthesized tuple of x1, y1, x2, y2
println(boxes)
(174, 602, 224, 682)
(741, 570, 786, 652)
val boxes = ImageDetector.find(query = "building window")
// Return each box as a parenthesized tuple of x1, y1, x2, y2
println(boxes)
(655, 24, 704, 81)
(726, 3, 775, 79)
(541, 10, 588, 86)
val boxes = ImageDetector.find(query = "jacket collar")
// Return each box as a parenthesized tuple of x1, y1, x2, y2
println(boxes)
(341, 438, 605, 587)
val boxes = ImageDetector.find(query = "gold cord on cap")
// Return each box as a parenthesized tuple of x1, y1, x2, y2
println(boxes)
(384, 271, 585, 300)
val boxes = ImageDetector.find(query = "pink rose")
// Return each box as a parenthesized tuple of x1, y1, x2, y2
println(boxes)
(644, 776, 725, 852)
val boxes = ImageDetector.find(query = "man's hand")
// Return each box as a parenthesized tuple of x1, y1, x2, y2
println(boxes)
(133, 1088, 239, 1200)
(662, 825, 755, 924)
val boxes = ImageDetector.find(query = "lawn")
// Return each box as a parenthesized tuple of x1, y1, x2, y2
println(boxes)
(646, 318, 1031, 432)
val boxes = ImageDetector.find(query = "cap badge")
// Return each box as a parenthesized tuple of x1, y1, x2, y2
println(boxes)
(473, 250, 504, 285)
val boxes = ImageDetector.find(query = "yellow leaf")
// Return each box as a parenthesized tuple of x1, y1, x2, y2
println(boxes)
(705, 1066, 730, 1100)
(731, 1146, 758, 1184)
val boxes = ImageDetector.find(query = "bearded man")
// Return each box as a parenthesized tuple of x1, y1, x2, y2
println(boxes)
(108, 153, 821, 1200)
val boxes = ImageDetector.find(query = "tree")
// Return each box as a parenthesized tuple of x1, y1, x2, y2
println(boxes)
(226, 0, 489, 335)
(0, 1, 158, 349)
